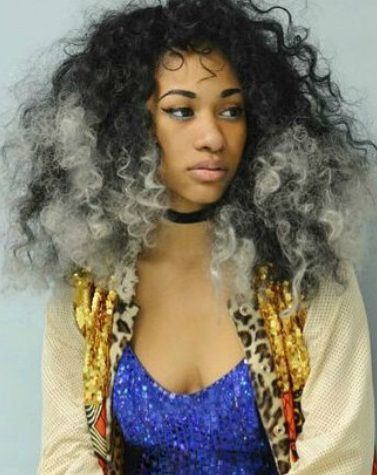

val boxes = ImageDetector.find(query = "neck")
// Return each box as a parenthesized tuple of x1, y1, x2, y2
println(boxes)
(141, 218, 213, 264)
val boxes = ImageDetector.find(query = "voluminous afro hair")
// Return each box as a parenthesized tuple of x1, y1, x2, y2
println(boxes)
(1, 0, 377, 317)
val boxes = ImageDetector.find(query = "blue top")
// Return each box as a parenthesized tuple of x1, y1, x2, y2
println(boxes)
(112, 345, 278, 474)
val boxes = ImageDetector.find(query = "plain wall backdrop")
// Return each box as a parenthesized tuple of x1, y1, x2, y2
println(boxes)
(0, 1, 376, 473)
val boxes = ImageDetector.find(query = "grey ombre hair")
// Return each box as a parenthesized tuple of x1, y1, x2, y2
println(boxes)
(2, 90, 376, 321)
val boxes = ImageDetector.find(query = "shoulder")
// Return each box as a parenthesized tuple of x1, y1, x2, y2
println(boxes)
(302, 261, 369, 363)
(305, 261, 364, 329)
(44, 277, 81, 347)
(44, 267, 113, 345)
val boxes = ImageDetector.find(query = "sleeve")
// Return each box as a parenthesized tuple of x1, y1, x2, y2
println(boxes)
(37, 282, 103, 475)
(289, 262, 375, 475)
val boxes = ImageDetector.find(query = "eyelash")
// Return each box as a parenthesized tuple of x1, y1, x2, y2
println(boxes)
(161, 106, 244, 121)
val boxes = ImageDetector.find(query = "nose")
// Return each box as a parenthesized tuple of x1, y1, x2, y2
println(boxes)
(194, 112, 225, 152)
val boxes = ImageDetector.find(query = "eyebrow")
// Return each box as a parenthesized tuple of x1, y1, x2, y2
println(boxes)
(157, 87, 243, 102)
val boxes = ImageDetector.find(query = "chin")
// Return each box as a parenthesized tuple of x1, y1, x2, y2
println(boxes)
(169, 182, 227, 209)
(186, 193, 224, 208)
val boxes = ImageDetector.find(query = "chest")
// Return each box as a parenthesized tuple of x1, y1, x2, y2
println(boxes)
(130, 258, 245, 395)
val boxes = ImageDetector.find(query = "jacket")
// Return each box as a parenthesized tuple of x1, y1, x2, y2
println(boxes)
(37, 239, 375, 474)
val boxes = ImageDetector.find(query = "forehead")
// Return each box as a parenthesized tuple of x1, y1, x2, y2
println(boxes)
(154, 49, 241, 91)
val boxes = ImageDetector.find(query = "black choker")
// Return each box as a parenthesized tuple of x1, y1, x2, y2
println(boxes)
(166, 203, 218, 223)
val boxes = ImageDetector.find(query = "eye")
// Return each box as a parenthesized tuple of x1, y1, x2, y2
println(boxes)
(161, 107, 193, 120)
(221, 106, 244, 119)
(161, 106, 244, 121)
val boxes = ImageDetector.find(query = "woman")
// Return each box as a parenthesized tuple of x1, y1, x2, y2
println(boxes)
(1, 0, 376, 473)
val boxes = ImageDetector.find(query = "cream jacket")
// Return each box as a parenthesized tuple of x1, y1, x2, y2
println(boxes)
(37, 255, 375, 474)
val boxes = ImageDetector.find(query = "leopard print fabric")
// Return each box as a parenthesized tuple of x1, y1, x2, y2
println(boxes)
(227, 297, 291, 474)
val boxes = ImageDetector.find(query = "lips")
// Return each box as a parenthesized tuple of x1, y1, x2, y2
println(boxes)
(187, 168, 227, 182)
(188, 158, 227, 171)
(193, 166, 225, 170)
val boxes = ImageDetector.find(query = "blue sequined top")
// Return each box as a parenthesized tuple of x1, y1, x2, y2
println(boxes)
(112, 345, 278, 474)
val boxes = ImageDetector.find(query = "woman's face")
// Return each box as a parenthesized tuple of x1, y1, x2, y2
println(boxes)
(146, 48, 247, 212)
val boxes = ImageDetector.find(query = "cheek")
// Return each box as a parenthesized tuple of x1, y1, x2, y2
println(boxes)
(157, 154, 180, 188)
(223, 121, 247, 150)
(159, 127, 188, 154)
(229, 128, 247, 164)
(160, 158, 179, 179)
(157, 153, 194, 199)
(234, 124, 248, 148)
(156, 134, 188, 179)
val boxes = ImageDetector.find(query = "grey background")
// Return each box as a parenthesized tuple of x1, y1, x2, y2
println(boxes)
(0, 1, 376, 473)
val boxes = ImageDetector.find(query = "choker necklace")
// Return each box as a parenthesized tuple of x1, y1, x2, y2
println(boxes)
(166, 202, 218, 223)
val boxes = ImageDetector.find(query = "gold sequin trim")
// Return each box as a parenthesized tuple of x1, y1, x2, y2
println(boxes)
(254, 264, 310, 393)
(71, 269, 119, 406)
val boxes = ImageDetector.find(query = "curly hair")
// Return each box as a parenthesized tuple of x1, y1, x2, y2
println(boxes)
(1, 0, 376, 317)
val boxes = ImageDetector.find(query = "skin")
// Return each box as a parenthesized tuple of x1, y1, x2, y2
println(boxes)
(132, 49, 248, 391)
(144, 47, 248, 263)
